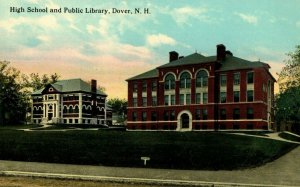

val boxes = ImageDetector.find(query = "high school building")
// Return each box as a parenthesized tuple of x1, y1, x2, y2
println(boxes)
(126, 44, 275, 131)
(31, 78, 112, 125)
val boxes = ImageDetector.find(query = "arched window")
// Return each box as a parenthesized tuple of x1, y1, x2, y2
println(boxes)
(69, 106, 73, 113)
(63, 106, 68, 113)
(180, 72, 191, 88)
(164, 74, 175, 90)
(196, 70, 208, 87)
(82, 105, 87, 113)
(74, 105, 79, 113)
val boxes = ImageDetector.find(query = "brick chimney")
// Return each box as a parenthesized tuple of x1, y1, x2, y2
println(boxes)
(91, 79, 97, 93)
(169, 51, 179, 62)
(217, 44, 226, 61)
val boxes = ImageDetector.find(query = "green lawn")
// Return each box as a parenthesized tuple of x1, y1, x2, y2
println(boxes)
(278, 132, 300, 142)
(0, 130, 297, 170)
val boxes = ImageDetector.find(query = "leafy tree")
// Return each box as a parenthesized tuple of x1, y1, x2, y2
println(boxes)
(107, 98, 127, 123)
(23, 73, 60, 91)
(0, 61, 28, 125)
(277, 45, 300, 91)
(275, 45, 300, 133)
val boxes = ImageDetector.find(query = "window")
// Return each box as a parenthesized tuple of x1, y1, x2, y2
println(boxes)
(247, 90, 254, 102)
(164, 74, 175, 90)
(163, 110, 175, 121)
(74, 105, 79, 113)
(180, 72, 191, 88)
(142, 81, 147, 92)
(234, 91, 240, 102)
(233, 108, 240, 119)
(196, 93, 201, 104)
(152, 96, 157, 106)
(171, 95, 175, 105)
(195, 109, 201, 120)
(220, 74, 227, 86)
(133, 98, 137, 107)
(163, 111, 169, 121)
(75, 119, 78, 124)
(202, 109, 208, 120)
(186, 94, 191, 105)
(234, 73, 240, 85)
(69, 106, 73, 113)
(203, 93, 208, 104)
(132, 112, 137, 121)
(247, 72, 254, 84)
(142, 97, 147, 107)
(247, 108, 254, 119)
(133, 83, 138, 92)
(180, 94, 184, 105)
(170, 110, 175, 120)
(151, 81, 157, 91)
(69, 119, 72, 124)
(63, 106, 68, 113)
(196, 70, 208, 87)
(220, 92, 226, 103)
(164, 95, 169, 105)
(142, 112, 147, 121)
(220, 109, 226, 120)
(64, 119, 67, 124)
(151, 112, 157, 121)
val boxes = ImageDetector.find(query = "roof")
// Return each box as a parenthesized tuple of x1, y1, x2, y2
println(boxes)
(32, 78, 107, 96)
(127, 52, 270, 81)
(218, 56, 267, 71)
(157, 53, 210, 68)
(126, 68, 158, 81)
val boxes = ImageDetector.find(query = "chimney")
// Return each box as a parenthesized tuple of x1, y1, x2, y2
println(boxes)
(226, 50, 233, 57)
(91, 79, 97, 93)
(169, 51, 179, 62)
(216, 44, 226, 61)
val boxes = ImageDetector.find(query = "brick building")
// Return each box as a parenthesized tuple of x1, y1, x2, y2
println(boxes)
(126, 44, 275, 131)
(31, 78, 112, 125)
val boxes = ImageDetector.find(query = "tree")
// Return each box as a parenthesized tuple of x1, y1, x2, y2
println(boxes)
(277, 45, 300, 91)
(275, 45, 300, 133)
(23, 73, 60, 91)
(107, 98, 127, 123)
(0, 61, 28, 125)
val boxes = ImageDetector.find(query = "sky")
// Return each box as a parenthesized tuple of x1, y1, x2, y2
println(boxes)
(1, 0, 300, 99)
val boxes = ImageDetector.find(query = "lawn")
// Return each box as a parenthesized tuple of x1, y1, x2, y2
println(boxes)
(0, 130, 297, 170)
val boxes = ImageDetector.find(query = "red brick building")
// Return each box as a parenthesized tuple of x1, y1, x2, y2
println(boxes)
(31, 79, 112, 126)
(126, 44, 275, 131)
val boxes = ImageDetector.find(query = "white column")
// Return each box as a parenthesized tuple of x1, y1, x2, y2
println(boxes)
(79, 93, 82, 123)
(56, 94, 60, 118)
(104, 98, 107, 124)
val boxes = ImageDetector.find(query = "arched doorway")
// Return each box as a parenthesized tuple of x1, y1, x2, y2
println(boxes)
(177, 110, 192, 131)
(181, 113, 189, 128)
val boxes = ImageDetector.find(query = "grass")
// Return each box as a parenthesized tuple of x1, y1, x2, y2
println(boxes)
(0, 130, 297, 170)
(0, 176, 160, 187)
(278, 132, 300, 142)
(0, 124, 42, 130)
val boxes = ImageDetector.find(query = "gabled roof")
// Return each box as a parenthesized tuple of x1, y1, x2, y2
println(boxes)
(32, 78, 107, 96)
(126, 68, 158, 81)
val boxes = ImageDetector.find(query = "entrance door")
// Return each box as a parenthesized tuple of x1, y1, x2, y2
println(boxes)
(48, 113, 53, 121)
(181, 113, 189, 128)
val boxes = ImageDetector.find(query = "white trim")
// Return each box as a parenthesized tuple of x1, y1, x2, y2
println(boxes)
(177, 110, 193, 131)
(163, 72, 177, 81)
(194, 68, 209, 78)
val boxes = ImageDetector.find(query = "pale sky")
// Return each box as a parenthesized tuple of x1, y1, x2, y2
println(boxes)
(1, 0, 300, 99)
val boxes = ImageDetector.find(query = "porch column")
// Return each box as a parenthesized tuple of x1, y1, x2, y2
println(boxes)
(79, 93, 82, 123)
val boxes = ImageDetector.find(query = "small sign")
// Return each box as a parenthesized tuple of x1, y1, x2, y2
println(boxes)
(141, 156, 150, 166)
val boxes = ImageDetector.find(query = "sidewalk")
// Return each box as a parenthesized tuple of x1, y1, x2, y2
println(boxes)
(0, 145, 299, 187)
